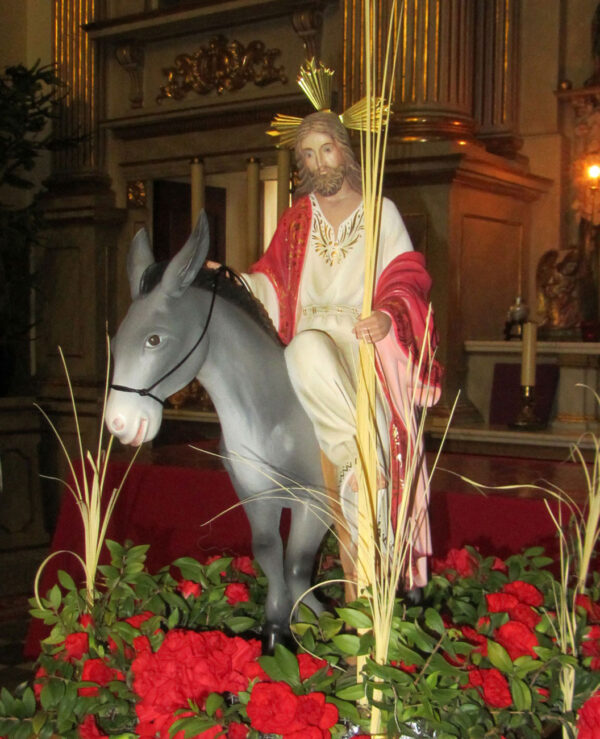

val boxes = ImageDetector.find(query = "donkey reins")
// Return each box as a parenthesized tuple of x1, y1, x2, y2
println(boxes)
(110, 266, 239, 406)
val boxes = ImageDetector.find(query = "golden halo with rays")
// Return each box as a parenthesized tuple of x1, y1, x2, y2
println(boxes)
(267, 57, 389, 147)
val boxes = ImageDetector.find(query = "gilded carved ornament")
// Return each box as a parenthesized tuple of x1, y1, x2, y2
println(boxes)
(156, 35, 287, 102)
(127, 181, 147, 208)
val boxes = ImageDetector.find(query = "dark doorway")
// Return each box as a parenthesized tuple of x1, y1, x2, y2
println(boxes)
(152, 180, 226, 264)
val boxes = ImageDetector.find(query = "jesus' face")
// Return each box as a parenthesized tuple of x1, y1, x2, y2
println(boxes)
(298, 131, 346, 197)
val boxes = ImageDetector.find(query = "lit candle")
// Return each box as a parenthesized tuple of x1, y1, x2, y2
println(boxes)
(521, 321, 537, 387)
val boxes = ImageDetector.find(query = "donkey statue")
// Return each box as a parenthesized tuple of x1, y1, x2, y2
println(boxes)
(105, 213, 331, 646)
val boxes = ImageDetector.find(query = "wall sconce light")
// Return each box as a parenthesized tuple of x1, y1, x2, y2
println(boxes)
(588, 163, 600, 188)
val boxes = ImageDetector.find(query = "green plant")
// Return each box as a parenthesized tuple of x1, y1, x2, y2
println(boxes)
(3, 543, 600, 738)
(0, 61, 66, 393)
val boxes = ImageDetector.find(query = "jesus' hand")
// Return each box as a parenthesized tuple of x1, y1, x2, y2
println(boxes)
(353, 311, 392, 343)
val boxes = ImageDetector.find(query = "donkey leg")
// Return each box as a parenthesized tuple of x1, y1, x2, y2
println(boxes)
(243, 502, 292, 648)
(284, 501, 329, 617)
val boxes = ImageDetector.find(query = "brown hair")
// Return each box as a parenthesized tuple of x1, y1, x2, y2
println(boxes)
(294, 111, 362, 196)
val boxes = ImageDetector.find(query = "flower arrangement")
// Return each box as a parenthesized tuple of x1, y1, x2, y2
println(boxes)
(2, 539, 600, 738)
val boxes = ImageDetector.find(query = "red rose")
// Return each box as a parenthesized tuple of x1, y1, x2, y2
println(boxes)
(243, 660, 271, 682)
(232, 556, 256, 576)
(132, 629, 262, 730)
(491, 557, 508, 572)
(432, 548, 477, 578)
(286, 692, 338, 738)
(297, 653, 331, 681)
(228, 723, 248, 739)
(536, 687, 549, 701)
(578, 595, 600, 623)
(177, 579, 202, 599)
(33, 666, 47, 701)
(64, 632, 89, 661)
(78, 714, 108, 739)
(125, 611, 154, 629)
(79, 613, 94, 629)
(583, 626, 600, 669)
(494, 620, 539, 660)
(502, 580, 544, 607)
(247, 682, 299, 734)
(486, 593, 519, 613)
(467, 668, 512, 708)
(507, 603, 541, 630)
(225, 582, 250, 605)
(577, 692, 600, 738)
(461, 625, 488, 657)
(391, 659, 418, 673)
(79, 658, 123, 697)
(133, 635, 152, 654)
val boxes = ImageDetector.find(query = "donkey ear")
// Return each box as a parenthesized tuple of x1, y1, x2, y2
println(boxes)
(161, 210, 210, 298)
(128, 228, 155, 300)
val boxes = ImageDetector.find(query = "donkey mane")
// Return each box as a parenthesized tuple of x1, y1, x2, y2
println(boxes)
(140, 262, 281, 344)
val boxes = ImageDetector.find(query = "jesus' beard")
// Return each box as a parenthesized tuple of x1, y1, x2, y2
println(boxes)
(309, 165, 346, 197)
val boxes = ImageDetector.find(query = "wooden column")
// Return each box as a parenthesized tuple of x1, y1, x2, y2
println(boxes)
(473, 0, 522, 158)
(247, 157, 261, 264)
(190, 157, 205, 228)
(276, 148, 291, 219)
(343, 0, 477, 142)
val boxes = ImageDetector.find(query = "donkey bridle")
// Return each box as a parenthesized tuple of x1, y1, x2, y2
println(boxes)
(110, 266, 237, 406)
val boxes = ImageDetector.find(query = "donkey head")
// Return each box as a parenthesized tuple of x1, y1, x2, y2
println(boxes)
(105, 212, 210, 446)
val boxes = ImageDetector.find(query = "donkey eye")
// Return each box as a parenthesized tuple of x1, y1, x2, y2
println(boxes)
(146, 334, 161, 347)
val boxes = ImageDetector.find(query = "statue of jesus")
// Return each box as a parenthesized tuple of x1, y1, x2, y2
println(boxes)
(215, 110, 442, 587)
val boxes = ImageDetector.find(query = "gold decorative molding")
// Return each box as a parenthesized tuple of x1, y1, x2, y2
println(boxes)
(291, 7, 323, 61)
(157, 35, 287, 103)
(115, 42, 145, 109)
(127, 180, 147, 208)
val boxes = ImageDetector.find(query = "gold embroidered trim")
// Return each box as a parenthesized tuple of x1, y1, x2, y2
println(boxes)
(311, 200, 364, 266)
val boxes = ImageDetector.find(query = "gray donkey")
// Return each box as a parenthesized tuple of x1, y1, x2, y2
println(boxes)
(105, 213, 331, 645)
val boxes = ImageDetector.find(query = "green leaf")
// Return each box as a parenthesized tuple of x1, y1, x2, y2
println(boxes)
(48, 584, 62, 611)
(32, 711, 47, 735)
(172, 557, 205, 582)
(21, 687, 35, 717)
(206, 557, 232, 583)
(259, 655, 288, 682)
(274, 644, 300, 683)
(225, 616, 256, 633)
(318, 612, 343, 640)
(336, 682, 365, 700)
(336, 607, 373, 629)
(486, 640, 513, 673)
(332, 633, 361, 656)
(297, 602, 318, 624)
(510, 677, 531, 711)
(57, 570, 76, 591)
(205, 692, 224, 717)
(106, 539, 125, 560)
(424, 607, 445, 635)
(327, 696, 361, 723)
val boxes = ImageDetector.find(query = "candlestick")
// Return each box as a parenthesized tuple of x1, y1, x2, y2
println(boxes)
(509, 385, 545, 431)
(521, 321, 537, 387)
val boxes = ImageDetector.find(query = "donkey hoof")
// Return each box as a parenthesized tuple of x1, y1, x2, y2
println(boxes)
(262, 623, 291, 655)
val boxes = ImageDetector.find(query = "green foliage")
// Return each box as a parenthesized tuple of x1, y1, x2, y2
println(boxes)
(2, 542, 600, 737)
(0, 61, 73, 391)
